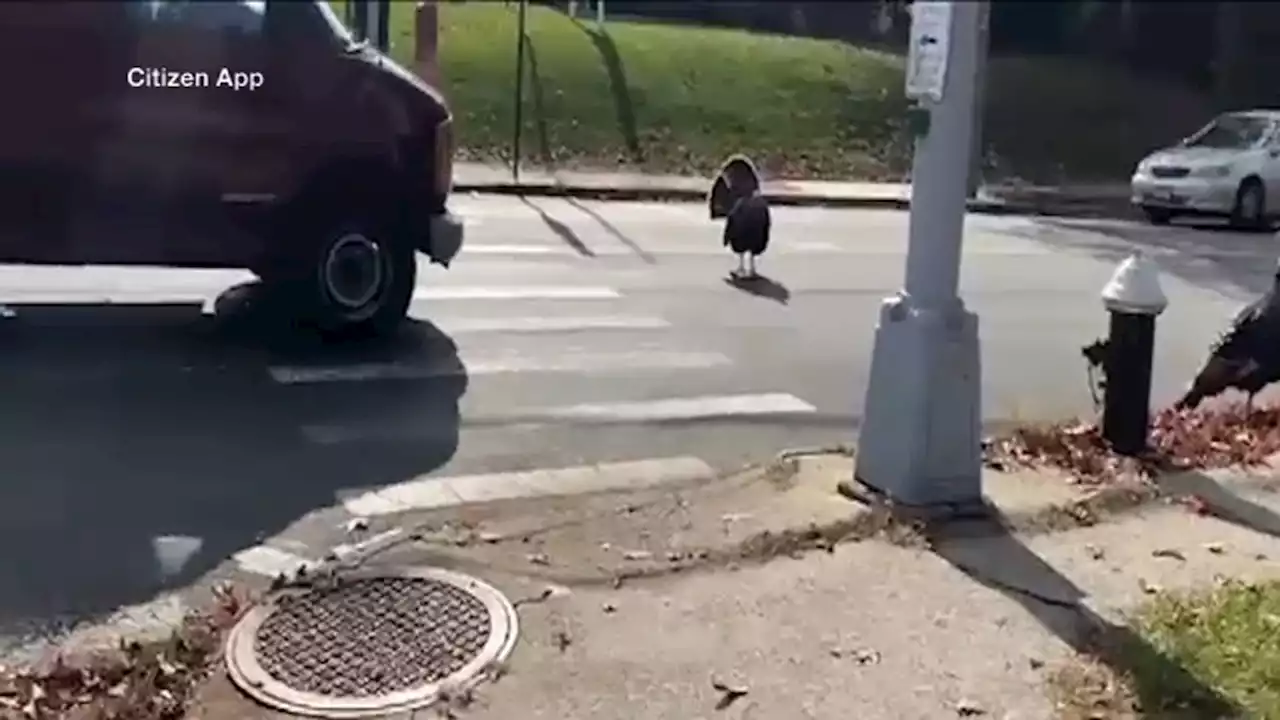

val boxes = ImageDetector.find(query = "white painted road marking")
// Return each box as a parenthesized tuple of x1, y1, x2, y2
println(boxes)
(430, 314, 671, 334)
(462, 241, 843, 256)
(341, 456, 716, 517)
(413, 286, 621, 300)
(298, 392, 817, 445)
(232, 545, 315, 578)
(268, 349, 732, 385)
(537, 392, 818, 422)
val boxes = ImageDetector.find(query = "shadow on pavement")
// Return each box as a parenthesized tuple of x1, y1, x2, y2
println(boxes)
(1159, 468, 1280, 539)
(0, 294, 466, 648)
(723, 274, 791, 305)
(520, 196, 596, 258)
(997, 216, 1276, 300)
(930, 523, 1239, 717)
(565, 197, 656, 264)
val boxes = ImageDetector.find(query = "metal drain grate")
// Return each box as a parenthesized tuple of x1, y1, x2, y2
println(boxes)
(225, 567, 519, 718)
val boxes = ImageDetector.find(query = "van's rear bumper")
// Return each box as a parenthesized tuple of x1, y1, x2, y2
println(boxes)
(419, 210, 464, 267)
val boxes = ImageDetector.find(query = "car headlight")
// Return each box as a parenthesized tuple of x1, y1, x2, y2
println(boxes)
(1191, 165, 1232, 178)
(1135, 159, 1153, 174)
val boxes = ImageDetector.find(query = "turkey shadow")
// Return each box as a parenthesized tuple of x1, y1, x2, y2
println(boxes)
(723, 273, 791, 305)
(0, 289, 465, 658)
(929, 521, 1239, 717)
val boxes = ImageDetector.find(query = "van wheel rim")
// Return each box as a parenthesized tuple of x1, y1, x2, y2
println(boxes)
(323, 233, 385, 310)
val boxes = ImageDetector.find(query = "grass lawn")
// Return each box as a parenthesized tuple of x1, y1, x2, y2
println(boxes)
(350, 2, 1212, 182)
(1050, 580, 1280, 719)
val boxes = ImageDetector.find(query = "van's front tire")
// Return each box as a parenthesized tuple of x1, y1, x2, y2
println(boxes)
(272, 207, 416, 339)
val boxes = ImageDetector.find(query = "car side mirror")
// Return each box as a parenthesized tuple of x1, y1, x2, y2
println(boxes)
(1269, 148, 1280, 158)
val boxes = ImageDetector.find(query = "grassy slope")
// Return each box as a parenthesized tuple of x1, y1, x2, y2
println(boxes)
(374, 2, 1211, 182)
(1051, 580, 1280, 719)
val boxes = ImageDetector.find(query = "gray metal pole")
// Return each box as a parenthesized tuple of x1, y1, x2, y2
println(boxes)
(853, 1, 985, 509)
(365, 0, 382, 49)
(511, 0, 528, 182)
(966, 1, 990, 198)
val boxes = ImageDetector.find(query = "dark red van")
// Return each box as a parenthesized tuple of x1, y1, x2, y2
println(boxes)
(0, 0, 463, 336)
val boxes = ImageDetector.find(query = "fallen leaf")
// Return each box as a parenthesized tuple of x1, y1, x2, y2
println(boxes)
(622, 550, 653, 561)
(1204, 542, 1226, 555)
(711, 678, 748, 710)
(956, 697, 986, 716)
(1152, 548, 1186, 561)
(854, 649, 881, 665)
(553, 630, 572, 652)
(526, 553, 550, 566)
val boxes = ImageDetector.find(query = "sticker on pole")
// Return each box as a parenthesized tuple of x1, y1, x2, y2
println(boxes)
(905, 1, 953, 103)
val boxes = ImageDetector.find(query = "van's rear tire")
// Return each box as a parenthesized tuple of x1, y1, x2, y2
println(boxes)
(270, 203, 416, 339)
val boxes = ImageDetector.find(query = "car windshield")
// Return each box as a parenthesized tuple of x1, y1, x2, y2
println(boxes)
(1184, 114, 1274, 150)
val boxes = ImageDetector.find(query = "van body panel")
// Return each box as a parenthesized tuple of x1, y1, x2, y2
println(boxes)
(0, 0, 457, 271)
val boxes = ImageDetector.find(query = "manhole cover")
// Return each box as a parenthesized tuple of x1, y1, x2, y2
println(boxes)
(224, 567, 519, 718)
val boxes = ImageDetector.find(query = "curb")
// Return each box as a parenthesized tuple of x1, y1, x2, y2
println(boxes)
(452, 182, 1137, 220)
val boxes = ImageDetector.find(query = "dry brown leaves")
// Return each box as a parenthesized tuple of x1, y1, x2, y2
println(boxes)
(984, 403, 1280, 485)
(0, 584, 248, 720)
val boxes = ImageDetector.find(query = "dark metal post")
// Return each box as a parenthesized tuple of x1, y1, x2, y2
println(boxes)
(352, 0, 369, 41)
(511, 0, 528, 183)
(1099, 253, 1168, 456)
(374, 0, 390, 51)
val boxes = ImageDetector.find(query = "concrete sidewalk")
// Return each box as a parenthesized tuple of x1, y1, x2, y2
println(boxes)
(188, 453, 1280, 720)
(453, 161, 1135, 219)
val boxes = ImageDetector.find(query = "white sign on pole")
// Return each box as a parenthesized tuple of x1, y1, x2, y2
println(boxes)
(905, 1, 953, 102)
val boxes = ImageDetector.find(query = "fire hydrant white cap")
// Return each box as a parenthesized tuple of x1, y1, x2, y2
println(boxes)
(1101, 252, 1167, 315)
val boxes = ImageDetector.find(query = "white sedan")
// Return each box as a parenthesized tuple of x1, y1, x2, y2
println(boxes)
(1130, 110, 1280, 229)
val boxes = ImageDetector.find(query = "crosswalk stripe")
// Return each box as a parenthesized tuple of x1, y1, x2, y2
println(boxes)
(462, 244, 578, 256)
(297, 392, 818, 445)
(341, 456, 716, 517)
(268, 349, 732, 384)
(535, 392, 817, 422)
(430, 314, 671, 334)
(413, 286, 620, 300)
(461, 240, 841, 256)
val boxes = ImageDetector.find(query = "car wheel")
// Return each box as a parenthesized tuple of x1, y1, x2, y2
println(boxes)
(1142, 206, 1174, 225)
(276, 206, 416, 339)
(1230, 178, 1268, 231)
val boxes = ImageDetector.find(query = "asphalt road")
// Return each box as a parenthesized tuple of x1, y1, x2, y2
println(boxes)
(0, 195, 1272, 659)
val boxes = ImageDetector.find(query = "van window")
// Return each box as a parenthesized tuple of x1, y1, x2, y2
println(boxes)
(127, 0, 266, 35)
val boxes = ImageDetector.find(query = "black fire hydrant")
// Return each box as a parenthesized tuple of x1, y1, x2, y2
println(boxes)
(1093, 253, 1168, 456)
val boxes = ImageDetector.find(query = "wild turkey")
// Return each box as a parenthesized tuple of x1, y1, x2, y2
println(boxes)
(1176, 271, 1280, 411)
(708, 155, 771, 279)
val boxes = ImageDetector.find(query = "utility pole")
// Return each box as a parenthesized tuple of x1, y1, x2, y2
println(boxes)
(966, 1, 990, 199)
(852, 1, 985, 510)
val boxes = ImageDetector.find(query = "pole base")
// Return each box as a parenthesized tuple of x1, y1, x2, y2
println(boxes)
(836, 478, 993, 524)
(855, 293, 983, 507)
